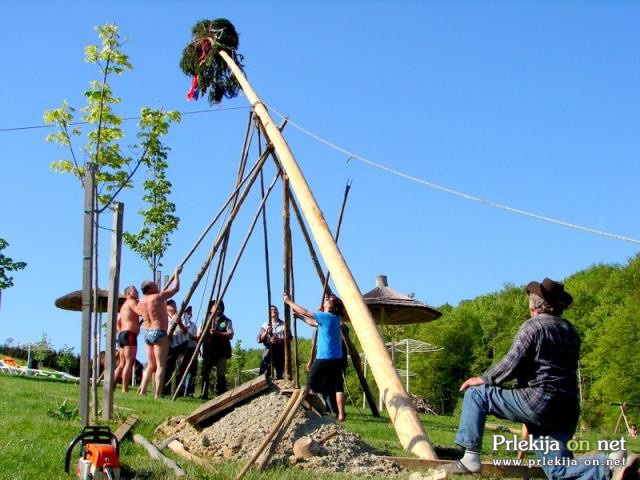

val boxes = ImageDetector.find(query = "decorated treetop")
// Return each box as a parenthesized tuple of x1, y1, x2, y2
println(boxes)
(180, 18, 245, 105)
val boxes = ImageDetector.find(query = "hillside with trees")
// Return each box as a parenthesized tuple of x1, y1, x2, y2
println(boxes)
(358, 253, 640, 429)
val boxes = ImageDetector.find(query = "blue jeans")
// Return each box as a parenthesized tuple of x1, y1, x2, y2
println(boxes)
(456, 385, 610, 480)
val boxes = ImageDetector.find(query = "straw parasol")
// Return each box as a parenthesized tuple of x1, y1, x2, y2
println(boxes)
(54, 289, 125, 313)
(362, 275, 442, 325)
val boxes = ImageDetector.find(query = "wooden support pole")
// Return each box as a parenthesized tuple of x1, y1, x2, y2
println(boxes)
(167, 439, 215, 469)
(342, 324, 380, 417)
(257, 387, 309, 470)
(80, 163, 96, 427)
(319, 181, 351, 302)
(168, 148, 272, 339)
(219, 49, 436, 460)
(289, 191, 327, 286)
(133, 434, 186, 477)
(235, 389, 301, 480)
(282, 176, 293, 380)
(103, 202, 124, 420)
(172, 173, 280, 400)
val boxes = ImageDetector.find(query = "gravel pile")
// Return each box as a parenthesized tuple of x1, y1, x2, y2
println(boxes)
(155, 388, 405, 476)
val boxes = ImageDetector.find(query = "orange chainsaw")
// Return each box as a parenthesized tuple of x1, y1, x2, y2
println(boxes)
(64, 426, 121, 480)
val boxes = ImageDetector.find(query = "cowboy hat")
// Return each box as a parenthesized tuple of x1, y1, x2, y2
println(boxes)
(526, 278, 573, 309)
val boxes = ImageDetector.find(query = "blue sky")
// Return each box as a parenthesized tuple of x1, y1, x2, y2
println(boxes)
(1, 1, 639, 361)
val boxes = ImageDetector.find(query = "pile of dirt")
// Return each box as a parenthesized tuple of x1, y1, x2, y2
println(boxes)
(156, 389, 405, 476)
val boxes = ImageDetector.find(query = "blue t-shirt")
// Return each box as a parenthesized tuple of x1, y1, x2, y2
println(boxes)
(313, 311, 343, 359)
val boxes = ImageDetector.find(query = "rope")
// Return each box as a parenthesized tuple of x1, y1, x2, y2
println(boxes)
(264, 103, 640, 246)
(2, 106, 247, 133)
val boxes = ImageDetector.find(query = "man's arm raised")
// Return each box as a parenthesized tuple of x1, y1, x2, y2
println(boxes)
(162, 266, 182, 299)
(283, 293, 317, 327)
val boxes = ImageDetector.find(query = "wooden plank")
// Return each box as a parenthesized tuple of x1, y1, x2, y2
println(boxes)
(114, 414, 139, 443)
(380, 457, 546, 479)
(187, 374, 269, 425)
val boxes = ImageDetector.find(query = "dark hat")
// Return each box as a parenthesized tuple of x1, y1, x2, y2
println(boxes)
(141, 280, 156, 293)
(185, 305, 192, 311)
(526, 278, 573, 310)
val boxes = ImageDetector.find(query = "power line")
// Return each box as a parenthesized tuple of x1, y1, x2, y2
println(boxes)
(0, 106, 248, 133)
(265, 102, 640, 246)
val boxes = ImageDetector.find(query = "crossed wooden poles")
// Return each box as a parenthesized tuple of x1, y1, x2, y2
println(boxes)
(157, 43, 437, 460)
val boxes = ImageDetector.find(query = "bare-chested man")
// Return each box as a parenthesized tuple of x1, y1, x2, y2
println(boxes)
(113, 285, 141, 392)
(135, 266, 181, 398)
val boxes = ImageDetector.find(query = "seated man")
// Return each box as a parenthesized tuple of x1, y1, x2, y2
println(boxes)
(442, 278, 637, 480)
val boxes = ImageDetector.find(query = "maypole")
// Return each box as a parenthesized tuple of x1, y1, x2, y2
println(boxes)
(180, 19, 436, 459)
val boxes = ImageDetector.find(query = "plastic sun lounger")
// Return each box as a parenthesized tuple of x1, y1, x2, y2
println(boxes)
(0, 360, 26, 375)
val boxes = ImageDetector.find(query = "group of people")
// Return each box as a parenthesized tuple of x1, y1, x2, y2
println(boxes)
(111, 265, 349, 421)
(112, 266, 235, 399)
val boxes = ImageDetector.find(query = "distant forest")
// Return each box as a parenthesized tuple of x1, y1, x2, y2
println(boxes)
(366, 252, 640, 429)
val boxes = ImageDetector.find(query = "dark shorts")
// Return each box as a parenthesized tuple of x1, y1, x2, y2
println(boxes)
(335, 367, 346, 393)
(307, 358, 344, 395)
(144, 329, 167, 345)
(117, 330, 138, 348)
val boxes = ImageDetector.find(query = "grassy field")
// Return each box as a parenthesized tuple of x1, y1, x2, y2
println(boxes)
(1, 374, 637, 480)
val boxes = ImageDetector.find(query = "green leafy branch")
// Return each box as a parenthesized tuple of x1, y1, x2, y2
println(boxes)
(0, 238, 27, 290)
(123, 109, 181, 276)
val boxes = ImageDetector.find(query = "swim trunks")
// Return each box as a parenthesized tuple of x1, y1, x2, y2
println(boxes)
(144, 329, 168, 345)
(117, 330, 138, 347)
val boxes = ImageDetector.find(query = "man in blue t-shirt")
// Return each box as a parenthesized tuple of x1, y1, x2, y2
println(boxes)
(284, 292, 345, 401)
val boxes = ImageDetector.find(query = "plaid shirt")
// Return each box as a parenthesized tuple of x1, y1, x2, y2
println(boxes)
(481, 313, 581, 430)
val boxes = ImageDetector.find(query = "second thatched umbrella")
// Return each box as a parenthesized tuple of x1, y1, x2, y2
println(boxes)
(363, 275, 442, 325)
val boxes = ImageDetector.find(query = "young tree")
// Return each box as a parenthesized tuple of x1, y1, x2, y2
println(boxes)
(228, 340, 245, 387)
(57, 345, 77, 373)
(123, 108, 180, 279)
(44, 23, 180, 262)
(33, 333, 53, 369)
(44, 23, 180, 422)
(0, 238, 27, 311)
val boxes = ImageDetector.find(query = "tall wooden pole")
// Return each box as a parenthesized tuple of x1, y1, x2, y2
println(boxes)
(80, 163, 96, 426)
(219, 50, 436, 459)
(282, 176, 293, 380)
(103, 202, 124, 420)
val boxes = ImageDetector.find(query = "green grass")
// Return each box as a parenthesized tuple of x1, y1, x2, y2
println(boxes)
(2, 375, 639, 479)
(0, 375, 421, 479)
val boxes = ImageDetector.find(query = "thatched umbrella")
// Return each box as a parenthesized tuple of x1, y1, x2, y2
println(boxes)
(179, 19, 438, 460)
(54, 289, 124, 313)
(362, 275, 442, 325)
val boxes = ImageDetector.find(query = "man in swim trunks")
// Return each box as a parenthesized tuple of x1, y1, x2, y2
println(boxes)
(113, 285, 141, 392)
(135, 266, 181, 398)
